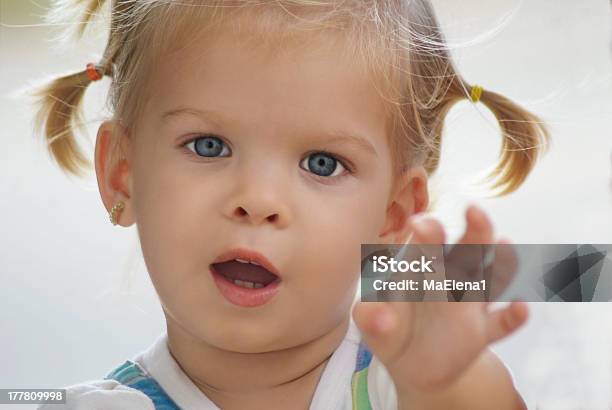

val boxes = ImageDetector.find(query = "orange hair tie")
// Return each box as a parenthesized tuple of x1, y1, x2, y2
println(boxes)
(86, 63, 102, 81)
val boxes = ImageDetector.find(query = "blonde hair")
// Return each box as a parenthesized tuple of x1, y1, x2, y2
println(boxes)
(34, 0, 549, 196)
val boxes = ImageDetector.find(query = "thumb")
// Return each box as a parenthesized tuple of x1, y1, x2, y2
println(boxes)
(352, 302, 408, 365)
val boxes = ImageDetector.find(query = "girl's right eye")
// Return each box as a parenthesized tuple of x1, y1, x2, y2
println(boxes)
(184, 135, 231, 158)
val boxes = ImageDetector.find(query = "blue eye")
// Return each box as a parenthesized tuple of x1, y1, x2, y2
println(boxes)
(185, 135, 230, 157)
(300, 152, 348, 178)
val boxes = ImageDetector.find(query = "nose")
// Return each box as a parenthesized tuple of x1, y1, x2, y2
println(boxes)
(223, 172, 292, 229)
(233, 205, 281, 225)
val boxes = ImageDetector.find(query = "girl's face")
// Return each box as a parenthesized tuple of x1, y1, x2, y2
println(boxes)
(111, 25, 426, 352)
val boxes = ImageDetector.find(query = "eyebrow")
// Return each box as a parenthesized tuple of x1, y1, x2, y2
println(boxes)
(161, 107, 378, 157)
(315, 130, 378, 157)
(161, 107, 227, 128)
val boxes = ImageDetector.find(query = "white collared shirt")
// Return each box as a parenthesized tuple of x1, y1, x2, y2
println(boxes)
(38, 320, 397, 410)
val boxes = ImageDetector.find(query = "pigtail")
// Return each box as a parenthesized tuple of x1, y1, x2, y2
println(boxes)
(475, 87, 550, 195)
(403, 0, 550, 197)
(32, 65, 106, 176)
(423, 80, 550, 196)
(34, 0, 119, 176)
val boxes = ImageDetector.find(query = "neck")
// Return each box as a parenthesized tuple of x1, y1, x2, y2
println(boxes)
(165, 315, 350, 409)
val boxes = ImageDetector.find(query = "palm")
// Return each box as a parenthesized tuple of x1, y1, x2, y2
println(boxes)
(387, 302, 490, 390)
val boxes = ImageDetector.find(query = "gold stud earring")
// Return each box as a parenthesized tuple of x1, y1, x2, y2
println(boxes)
(109, 201, 125, 226)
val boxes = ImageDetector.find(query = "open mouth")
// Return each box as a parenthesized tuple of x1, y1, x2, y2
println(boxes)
(211, 259, 280, 289)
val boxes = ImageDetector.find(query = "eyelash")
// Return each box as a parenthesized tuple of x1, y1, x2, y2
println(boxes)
(181, 134, 354, 183)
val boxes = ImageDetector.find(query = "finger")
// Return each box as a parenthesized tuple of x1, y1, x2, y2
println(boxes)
(447, 205, 494, 302)
(486, 238, 519, 301)
(457, 204, 494, 244)
(352, 302, 412, 365)
(486, 301, 529, 343)
(444, 232, 507, 302)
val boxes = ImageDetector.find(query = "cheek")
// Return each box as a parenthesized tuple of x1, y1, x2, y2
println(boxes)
(294, 182, 390, 310)
(311, 179, 389, 242)
(132, 162, 225, 322)
(130, 143, 217, 282)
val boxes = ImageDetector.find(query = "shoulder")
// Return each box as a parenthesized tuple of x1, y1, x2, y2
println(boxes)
(37, 378, 154, 410)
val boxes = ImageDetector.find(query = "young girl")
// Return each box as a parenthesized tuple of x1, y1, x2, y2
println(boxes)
(34, 0, 549, 409)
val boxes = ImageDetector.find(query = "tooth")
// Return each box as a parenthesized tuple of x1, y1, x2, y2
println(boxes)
(254, 283, 264, 288)
(233, 279, 255, 288)
(235, 258, 262, 267)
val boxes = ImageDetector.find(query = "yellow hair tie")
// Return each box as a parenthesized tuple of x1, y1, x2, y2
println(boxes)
(470, 85, 483, 103)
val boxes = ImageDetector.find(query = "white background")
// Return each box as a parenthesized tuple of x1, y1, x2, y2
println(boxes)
(1, 0, 612, 408)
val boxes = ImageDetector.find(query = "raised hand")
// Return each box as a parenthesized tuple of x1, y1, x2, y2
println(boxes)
(353, 205, 528, 409)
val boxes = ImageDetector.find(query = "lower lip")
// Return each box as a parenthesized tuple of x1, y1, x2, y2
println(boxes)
(210, 266, 281, 308)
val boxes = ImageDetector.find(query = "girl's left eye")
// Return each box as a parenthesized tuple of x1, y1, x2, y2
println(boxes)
(299, 152, 350, 179)
(184, 135, 231, 157)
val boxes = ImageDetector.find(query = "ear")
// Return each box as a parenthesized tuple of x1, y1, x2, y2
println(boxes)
(94, 121, 135, 227)
(378, 166, 429, 244)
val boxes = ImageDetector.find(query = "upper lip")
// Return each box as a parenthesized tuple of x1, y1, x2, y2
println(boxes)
(211, 248, 281, 277)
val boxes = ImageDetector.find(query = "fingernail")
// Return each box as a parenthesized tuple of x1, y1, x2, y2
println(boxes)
(467, 203, 481, 218)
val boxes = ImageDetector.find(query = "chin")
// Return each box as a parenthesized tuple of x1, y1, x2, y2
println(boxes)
(177, 306, 289, 350)
(205, 324, 297, 353)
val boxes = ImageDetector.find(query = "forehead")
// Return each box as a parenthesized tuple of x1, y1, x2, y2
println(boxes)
(144, 17, 391, 148)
